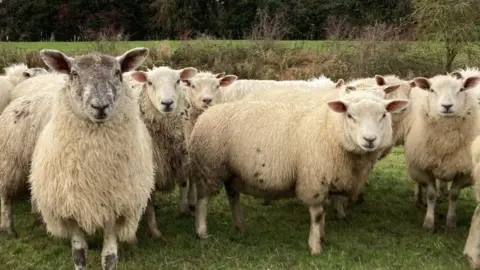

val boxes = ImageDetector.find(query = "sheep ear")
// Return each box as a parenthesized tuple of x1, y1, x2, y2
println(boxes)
(385, 99, 410, 113)
(131, 71, 148, 83)
(408, 80, 416, 88)
(215, 72, 226, 78)
(328, 100, 347, 113)
(345, 86, 356, 93)
(219, 75, 237, 87)
(335, 79, 344, 88)
(413, 77, 431, 90)
(375, 75, 386, 86)
(40, 49, 73, 74)
(116, 47, 149, 73)
(464, 76, 480, 90)
(179, 67, 198, 80)
(450, 71, 462, 79)
(383, 84, 401, 94)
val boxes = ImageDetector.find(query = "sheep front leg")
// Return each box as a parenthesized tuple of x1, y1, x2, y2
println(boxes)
(447, 174, 472, 231)
(71, 225, 88, 270)
(332, 195, 346, 219)
(102, 226, 118, 270)
(423, 183, 437, 231)
(0, 195, 17, 237)
(145, 196, 168, 243)
(464, 205, 480, 268)
(178, 180, 190, 215)
(187, 178, 197, 212)
(224, 181, 246, 233)
(308, 204, 325, 255)
(195, 196, 209, 239)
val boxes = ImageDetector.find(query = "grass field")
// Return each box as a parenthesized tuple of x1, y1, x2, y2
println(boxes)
(0, 147, 476, 269)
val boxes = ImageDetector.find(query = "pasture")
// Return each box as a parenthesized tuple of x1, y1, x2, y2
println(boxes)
(0, 40, 479, 269)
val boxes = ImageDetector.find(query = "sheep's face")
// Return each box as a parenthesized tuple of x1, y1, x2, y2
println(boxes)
(413, 75, 480, 117)
(328, 92, 409, 153)
(132, 67, 198, 114)
(40, 47, 149, 123)
(185, 74, 237, 109)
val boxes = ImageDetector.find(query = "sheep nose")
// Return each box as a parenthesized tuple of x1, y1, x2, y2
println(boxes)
(441, 104, 453, 111)
(202, 98, 212, 105)
(161, 99, 174, 108)
(363, 135, 377, 143)
(91, 104, 109, 113)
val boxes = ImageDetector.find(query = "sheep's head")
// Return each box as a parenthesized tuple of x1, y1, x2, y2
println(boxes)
(328, 91, 409, 153)
(131, 66, 198, 114)
(40, 47, 149, 123)
(185, 73, 237, 109)
(21, 68, 48, 80)
(413, 74, 480, 117)
(451, 68, 480, 105)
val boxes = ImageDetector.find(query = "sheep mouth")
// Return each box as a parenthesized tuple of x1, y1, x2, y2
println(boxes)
(361, 143, 377, 151)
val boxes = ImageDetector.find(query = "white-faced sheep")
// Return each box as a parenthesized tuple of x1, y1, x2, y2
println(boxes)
(0, 63, 48, 113)
(29, 48, 154, 270)
(188, 90, 409, 255)
(464, 134, 480, 268)
(129, 66, 198, 240)
(403, 74, 480, 232)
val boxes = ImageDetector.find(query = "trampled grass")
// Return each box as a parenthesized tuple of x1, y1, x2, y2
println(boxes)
(0, 147, 476, 269)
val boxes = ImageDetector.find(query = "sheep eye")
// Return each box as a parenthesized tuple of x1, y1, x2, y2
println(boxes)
(115, 69, 121, 76)
(176, 79, 180, 84)
(147, 81, 153, 86)
(347, 114, 353, 119)
(382, 113, 386, 118)
(429, 89, 435, 93)
(460, 88, 466, 92)
(71, 70, 78, 77)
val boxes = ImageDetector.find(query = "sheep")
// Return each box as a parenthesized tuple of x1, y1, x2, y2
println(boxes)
(188, 90, 409, 255)
(0, 90, 55, 237)
(403, 74, 480, 231)
(464, 134, 480, 268)
(0, 63, 49, 113)
(29, 47, 154, 270)
(129, 65, 198, 239)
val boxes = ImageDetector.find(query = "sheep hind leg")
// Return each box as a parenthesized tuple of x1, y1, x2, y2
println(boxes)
(101, 225, 118, 270)
(71, 225, 88, 270)
(178, 180, 191, 216)
(464, 205, 480, 268)
(187, 178, 197, 212)
(308, 204, 325, 255)
(0, 195, 17, 237)
(145, 196, 169, 243)
(332, 195, 347, 219)
(446, 175, 471, 231)
(195, 197, 209, 239)
(224, 180, 246, 233)
(30, 200, 44, 228)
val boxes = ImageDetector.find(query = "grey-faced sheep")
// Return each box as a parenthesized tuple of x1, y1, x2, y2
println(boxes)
(0, 63, 48, 113)
(188, 90, 409, 255)
(403, 74, 480, 232)
(29, 48, 154, 270)
(129, 66, 197, 240)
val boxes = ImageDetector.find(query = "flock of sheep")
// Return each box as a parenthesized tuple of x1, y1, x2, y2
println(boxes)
(0, 47, 480, 269)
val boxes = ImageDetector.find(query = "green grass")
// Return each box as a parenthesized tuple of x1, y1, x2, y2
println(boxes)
(0, 147, 476, 269)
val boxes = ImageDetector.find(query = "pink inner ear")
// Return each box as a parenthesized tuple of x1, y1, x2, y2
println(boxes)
(180, 68, 197, 80)
(383, 84, 401, 94)
(335, 79, 345, 88)
(131, 71, 147, 83)
(464, 76, 480, 89)
(386, 100, 409, 112)
(219, 75, 237, 87)
(328, 101, 347, 113)
(413, 77, 430, 90)
(375, 75, 386, 86)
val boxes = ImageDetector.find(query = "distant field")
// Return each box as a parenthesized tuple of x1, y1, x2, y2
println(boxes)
(0, 147, 477, 269)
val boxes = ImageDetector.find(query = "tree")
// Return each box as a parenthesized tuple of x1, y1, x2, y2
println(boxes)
(412, 0, 480, 71)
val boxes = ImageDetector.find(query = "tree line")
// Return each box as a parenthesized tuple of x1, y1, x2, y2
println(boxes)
(0, 0, 413, 41)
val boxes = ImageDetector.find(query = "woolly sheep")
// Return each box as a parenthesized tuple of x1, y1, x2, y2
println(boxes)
(464, 134, 480, 268)
(188, 90, 409, 255)
(403, 74, 480, 231)
(129, 66, 198, 240)
(0, 63, 48, 113)
(29, 48, 154, 270)
(0, 91, 55, 236)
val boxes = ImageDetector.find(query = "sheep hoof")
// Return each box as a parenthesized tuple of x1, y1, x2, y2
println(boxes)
(151, 232, 170, 244)
(422, 219, 435, 232)
(196, 232, 209, 240)
(103, 253, 117, 270)
(0, 226, 18, 237)
(188, 205, 196, 212)
(72, 248, 87, 270)
(310, 248, 323, 256)
(466, 253, 480, 269)
(235, 224, 247, 234)
(446, 221, 457, 232)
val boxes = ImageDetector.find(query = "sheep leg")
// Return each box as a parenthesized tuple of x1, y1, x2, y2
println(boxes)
(145, 196, 168, 243)
(308, 204, 325, 255)
(447, 175, 471, 231)
(464, 205, 480, 268)
(195, 197, 209, 239)
(187, 178, 197, 212)
(178, 180, 190, 216)
(30, 200, 44, 228)
(423, 183, 437, 231)
(437, 178, 449, 199)
(409, 167, 436, 230)
(414, 183, 427, 207)
(224, 181, 246, 233)
(71, 225, 88, 270)
(0, 195, 17, 237)
(101, 226, 118, 270)
(332, 195, 346, 219)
